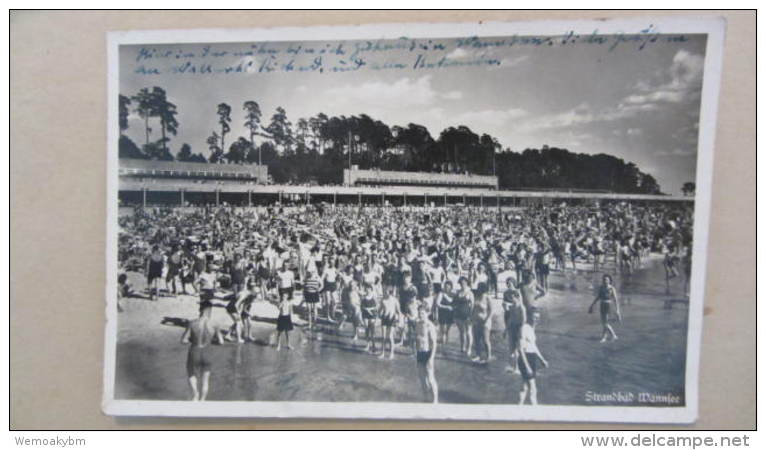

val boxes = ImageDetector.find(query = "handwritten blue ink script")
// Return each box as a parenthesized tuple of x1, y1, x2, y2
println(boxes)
(128, 26, 690, 77)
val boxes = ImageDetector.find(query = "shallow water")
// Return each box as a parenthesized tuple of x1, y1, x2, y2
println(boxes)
(115, 256, 689, 405)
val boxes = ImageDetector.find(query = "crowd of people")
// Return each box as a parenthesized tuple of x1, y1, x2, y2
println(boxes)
(117, 200, 694, 403)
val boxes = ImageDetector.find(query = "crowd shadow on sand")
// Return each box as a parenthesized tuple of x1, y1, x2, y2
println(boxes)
(160, 317, 189, 328)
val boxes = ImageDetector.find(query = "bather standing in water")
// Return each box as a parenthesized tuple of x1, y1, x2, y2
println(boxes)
(181, 300, 223, 401)
(588, 274, 622, 342)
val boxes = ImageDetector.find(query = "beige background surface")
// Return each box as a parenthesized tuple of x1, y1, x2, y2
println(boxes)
(9, 10, 755, 430)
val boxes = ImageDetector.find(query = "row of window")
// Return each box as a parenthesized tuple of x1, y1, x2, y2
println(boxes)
(354, 178, 495, 189)
(119, 168, 259, 180)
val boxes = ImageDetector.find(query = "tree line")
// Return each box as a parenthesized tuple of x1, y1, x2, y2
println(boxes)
(118, 87, 663, 194)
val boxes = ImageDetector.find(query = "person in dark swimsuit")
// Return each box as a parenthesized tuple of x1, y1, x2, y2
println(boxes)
(166, 246, 183, 295)
(569, 239, 581, 272)
(502, 277, 526, 373)
(471, 283, 495, 363)
(239, 280, 260, 342)
(436, 280, 455, 346)
(381, 255, 398, 299)
(180, 258, 197, 295)
(415, 302, 439, 404)
(181, 301, 223, 401)
(224, 282, 246, 344)
(229, 253, 247, 298)
(398, 273, 419, 352)
(534, 246, 551, 293)
(588, 274, 621, 342)
(321, 257, 340, 322)
(361, 283, 379, 354)
(255, 255, 271, 305)
(454, 277, 475, 358)
(225, 278, 259, 343)
(302, 269, 323, 336)
(664, 243, 680, 295)
(275, 293, 294, 351)
(193, 245, 207, 278)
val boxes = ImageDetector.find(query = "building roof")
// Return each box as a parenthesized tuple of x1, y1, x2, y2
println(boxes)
(119, 158, 265, 175)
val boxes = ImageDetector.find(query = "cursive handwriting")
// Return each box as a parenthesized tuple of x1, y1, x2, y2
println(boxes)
(128, 26, 689, 77)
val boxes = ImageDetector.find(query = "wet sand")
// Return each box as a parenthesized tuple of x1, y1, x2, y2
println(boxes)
(114, 255, 689, 405)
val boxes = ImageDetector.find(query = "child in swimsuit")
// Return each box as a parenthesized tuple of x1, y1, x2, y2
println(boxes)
(276, 294, 294, 351)
(361, 283, 379, 354)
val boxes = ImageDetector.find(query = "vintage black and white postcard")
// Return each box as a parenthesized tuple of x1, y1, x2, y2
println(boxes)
(103, 17, 725, 422)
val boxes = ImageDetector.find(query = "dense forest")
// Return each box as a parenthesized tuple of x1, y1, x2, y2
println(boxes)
(119, 87, 663, 194)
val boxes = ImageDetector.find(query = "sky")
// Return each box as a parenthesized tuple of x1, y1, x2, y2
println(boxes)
(120, 33, 707, 195)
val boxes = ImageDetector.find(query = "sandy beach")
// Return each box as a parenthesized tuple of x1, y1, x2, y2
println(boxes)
(114, 254, 689, 405)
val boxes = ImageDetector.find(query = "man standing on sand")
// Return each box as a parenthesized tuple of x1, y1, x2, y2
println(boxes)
(181, 300, 223, 401)
(415, 303, 439, 404)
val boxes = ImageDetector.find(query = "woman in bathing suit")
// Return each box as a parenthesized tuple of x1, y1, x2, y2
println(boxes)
(436, 280, 455, 346)
(588, 274, 621, 342)
(361, 283, 379, 354)
(454, 277, 475, 358)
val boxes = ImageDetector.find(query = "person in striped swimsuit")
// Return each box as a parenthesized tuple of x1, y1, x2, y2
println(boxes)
(302, 268, 323, 337)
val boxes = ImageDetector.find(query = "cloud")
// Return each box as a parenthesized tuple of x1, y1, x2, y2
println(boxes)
(324, 76, 440, 109)
(516, 98, 669, 134)
(612, 103, 658, 117)
(521, 50, 705, 134)
(452, 108, 528, 128)
(519, 102, 610, 132)
(442, 90, 463, 100)
(623, 90, 685, 105)
(619, 49, 704, 109)
(669, 49, 705, 90)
